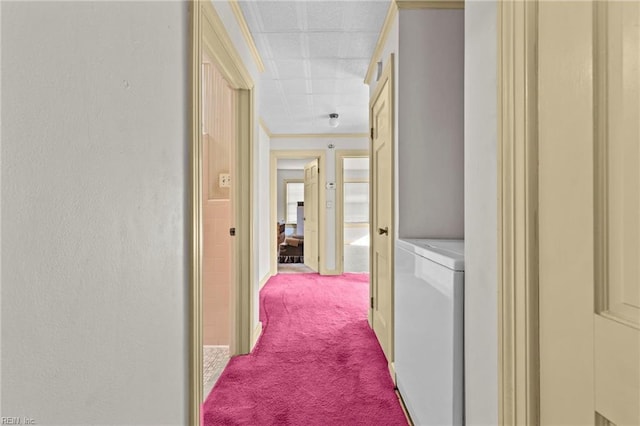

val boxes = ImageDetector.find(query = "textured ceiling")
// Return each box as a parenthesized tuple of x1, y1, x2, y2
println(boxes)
(239, 1, 389, 134)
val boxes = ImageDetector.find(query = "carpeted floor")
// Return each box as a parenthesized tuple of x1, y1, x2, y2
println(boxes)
(203, 273, 407, 426)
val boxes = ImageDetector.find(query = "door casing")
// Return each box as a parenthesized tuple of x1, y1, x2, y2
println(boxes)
(497, 1, 540, 423)
(498, 1, 640, 424)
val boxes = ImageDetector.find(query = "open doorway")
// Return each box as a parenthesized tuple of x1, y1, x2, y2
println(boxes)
(190, 1, 255, 419)
(201, 53, 234, 399)
(270, 150, 327, 275)
(336, 151, 370, 274)
(275, 157, 316, 273)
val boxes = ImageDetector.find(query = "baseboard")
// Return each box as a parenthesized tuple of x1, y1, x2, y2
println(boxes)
(388, 361, 397, 385)
(251, 321, 263, 352)
(395, 388, 414, 426)
(321, 269, 341, 276)
(259, 272, 273, 290)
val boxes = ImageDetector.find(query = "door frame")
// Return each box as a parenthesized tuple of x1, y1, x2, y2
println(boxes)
(335, 150, 370, 274)
(270, 150, 327, 275)
(497, 0, 540, 424)
(190, 1, 254, 424)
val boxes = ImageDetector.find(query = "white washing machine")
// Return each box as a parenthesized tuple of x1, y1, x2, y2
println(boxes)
(395, 238, 465, 426)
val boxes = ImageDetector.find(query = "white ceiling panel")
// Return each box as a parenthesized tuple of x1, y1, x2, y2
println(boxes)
(279, 79, 310, 94)
(272, 59, 308, 79)
(336, 78, 368, 93)
(255, 2, 302, 32)
(286, 94, 313, 109)
(264, 33, 305, 59)
(307, 32, 346, 58)
(309, 59, 339, 79)
(311, 79, 337, 94)
(306, 2, 349, 31)
(238, 0, 390, 134)
(337, 59, 370, 79)
(346, 3, 389, 31)
(312, 94, 339, 108)
(338, 92, 369, 106)
(342, 32, 379, 58)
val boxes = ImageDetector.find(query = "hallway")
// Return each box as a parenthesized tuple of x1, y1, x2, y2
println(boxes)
(203, 273, 407, 425)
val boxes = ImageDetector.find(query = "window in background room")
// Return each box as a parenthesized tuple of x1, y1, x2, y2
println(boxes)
(285, 181, 304, 224)
(344, 182, 369, 223)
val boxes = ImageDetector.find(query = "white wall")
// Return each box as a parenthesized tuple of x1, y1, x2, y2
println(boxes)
(464, 1, 499, 424)
(2, 2, 188, 424)
(257, 125, 271, 282)
(398, 9, 465, 239)
(271, 137, 369, 271)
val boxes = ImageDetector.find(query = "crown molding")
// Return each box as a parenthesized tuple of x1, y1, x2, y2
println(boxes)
(228, 0, 265, 73)
(365, 0, 398, 85)
(259, 117, 273, 137)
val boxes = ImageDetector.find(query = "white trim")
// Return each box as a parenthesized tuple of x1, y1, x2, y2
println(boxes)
(228, 0, 265, 73)
(497, 0, 540, 424)
(259, 272, 272, 291)
(251, 321, 263, 352)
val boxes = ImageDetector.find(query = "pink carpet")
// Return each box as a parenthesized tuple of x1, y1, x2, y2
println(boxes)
(203, 273, 408, 426)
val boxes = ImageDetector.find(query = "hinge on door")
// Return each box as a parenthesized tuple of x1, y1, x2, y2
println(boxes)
(370, 127, 374, 139)
(370, 297, 374, 309)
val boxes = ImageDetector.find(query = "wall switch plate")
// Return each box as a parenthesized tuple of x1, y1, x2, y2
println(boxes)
(219, 173, 231, 188)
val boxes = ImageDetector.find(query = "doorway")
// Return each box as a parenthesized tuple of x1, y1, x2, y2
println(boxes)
(336, 151, 370, 274)
(275, 157, 318, 274)
(270, 150, 327, 275)
(190, 1, 255, 422)
(201, 53, 234, 400)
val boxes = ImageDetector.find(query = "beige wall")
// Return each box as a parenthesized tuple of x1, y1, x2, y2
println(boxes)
(203, 138, 231, 345)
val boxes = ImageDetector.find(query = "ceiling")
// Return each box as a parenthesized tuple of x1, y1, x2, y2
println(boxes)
(238, 1, 389, 134)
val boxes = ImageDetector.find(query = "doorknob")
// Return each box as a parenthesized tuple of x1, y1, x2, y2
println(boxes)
(378, 227, 388, 235)
(229, 227, 236, 236)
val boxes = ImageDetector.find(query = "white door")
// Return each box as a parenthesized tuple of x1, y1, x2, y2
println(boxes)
(303, 159, 319, 271)
(370, 60, 394, 366)
(538, 1, 640, 424)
